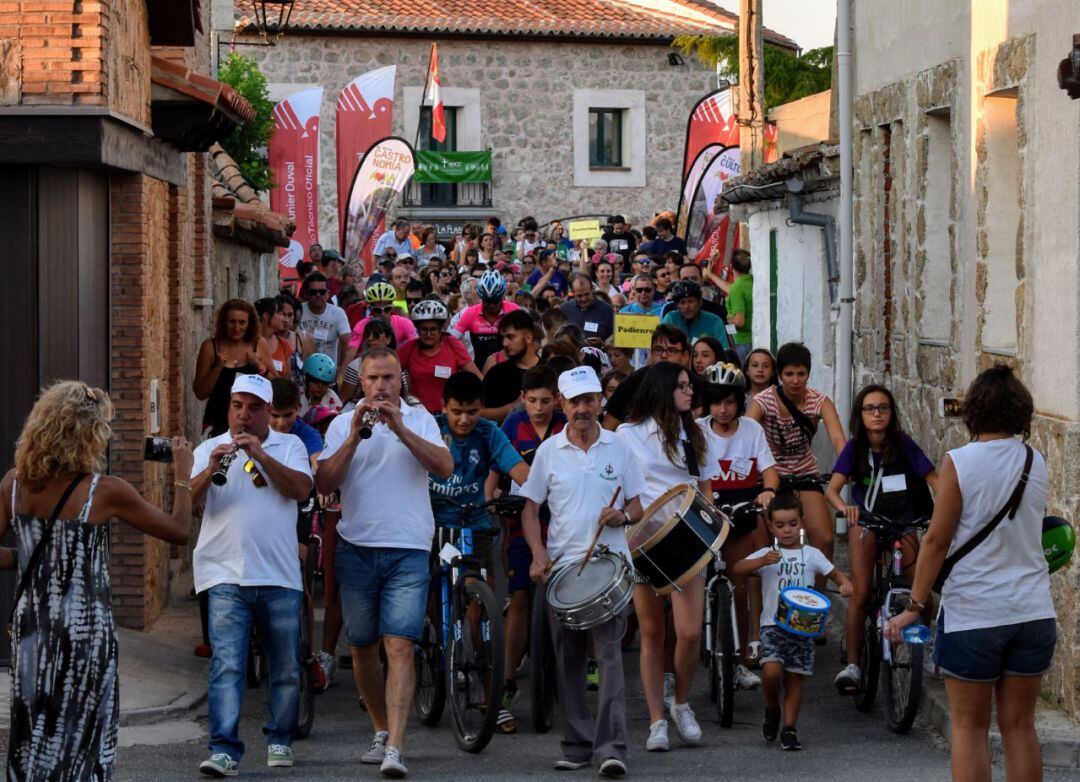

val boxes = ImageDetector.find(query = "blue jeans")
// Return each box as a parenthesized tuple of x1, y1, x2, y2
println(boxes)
(207, 584, 302, 761)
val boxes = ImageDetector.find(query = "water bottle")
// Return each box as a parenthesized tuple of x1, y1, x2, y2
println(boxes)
(902, 624, 932, 645)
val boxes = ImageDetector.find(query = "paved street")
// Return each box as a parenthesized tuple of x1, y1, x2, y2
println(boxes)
(115, 632, 1080, 781)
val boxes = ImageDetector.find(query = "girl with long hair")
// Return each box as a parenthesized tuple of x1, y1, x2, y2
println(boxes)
(0, 382, 193, 780)
(825, 384, 937, 692)
(616, 361, 711, 751)
(743, 348, 776, 399)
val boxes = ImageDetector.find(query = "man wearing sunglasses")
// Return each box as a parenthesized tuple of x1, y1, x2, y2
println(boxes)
(191, 373, 313, 775)
(299, 272, 352, 373)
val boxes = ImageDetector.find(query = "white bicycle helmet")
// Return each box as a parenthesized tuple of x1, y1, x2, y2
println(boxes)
(410, 298, 450, 323)
(703, 361, 746, 389)
(476, 270, 507, 301)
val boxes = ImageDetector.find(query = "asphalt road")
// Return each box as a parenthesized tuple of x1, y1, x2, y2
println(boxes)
(115, 630, 1080, 781)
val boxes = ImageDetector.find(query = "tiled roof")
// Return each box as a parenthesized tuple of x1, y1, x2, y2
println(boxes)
(721, 142, 839, 204)
(210, 144, 295, 251)
(151, 56, 256, 124)
(235, 0, 799, 48)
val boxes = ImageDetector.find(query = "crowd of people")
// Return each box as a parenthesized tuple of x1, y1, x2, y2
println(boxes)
(0, 212, 1066, 782)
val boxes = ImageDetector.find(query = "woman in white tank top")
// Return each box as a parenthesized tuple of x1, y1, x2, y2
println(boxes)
(886, 365, 1057, 782)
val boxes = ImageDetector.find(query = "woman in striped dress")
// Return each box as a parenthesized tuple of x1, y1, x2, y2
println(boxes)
(0, 381, 194, 781)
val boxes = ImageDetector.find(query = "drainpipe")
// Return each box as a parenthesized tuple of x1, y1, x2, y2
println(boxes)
(836, 0, 854, 430)
(785, 180, 838, 305)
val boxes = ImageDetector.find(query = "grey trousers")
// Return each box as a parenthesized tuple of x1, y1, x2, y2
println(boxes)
(547, 607, 628, 764)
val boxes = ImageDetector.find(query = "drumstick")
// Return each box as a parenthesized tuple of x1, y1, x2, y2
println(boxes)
(578, 487, 622, 576)
(543, 553, 564, 574)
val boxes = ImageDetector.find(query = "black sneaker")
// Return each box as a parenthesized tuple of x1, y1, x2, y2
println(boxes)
(780, 727, 802, 751)
(762, 709, 780, 742)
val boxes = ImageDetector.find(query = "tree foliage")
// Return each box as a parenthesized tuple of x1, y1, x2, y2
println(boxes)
(217, 52, 276, 192)
(673, 35, 833, 110)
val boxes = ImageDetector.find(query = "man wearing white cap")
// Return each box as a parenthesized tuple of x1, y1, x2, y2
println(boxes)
(190, 373, 314, 777)
(519, 366, 647, 777)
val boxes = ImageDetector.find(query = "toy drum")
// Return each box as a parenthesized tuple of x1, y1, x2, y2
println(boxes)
(774, 587, 831, 638)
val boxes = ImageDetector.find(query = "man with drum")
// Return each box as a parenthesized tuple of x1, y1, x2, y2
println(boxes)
(521, 366, 646, 777)
(315, 347, 454, 778)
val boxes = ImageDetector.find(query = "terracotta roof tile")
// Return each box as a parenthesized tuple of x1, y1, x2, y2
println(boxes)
(235, 0, 798, 48)
(209, 143, 295, 249)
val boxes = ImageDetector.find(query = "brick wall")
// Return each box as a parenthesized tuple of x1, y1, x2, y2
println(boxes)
(0, 0, 150, 122)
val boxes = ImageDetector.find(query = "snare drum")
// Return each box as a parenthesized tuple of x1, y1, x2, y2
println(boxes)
(774, 587, 831, 638)
(546, 547, 635, 631)
(627, 484, 730, 594)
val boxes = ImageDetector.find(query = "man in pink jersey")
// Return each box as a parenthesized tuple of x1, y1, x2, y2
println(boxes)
(449, 269, 519, 370)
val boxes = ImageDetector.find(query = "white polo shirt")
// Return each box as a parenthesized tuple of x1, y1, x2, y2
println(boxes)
(614, 418, 708, 509)
(191, 429, 312, 593)
(319, 400, 447, 551)
(518, 427, 646, 564)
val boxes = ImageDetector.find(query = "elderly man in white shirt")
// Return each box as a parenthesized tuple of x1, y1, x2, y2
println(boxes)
(316, 346, 453, 778)
(520, 367, 646, 778)
(190, 373, 314, 777)
(373, 218, 416, 264)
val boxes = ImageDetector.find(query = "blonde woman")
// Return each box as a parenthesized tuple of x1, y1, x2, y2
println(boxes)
(0, 382, 194, 780)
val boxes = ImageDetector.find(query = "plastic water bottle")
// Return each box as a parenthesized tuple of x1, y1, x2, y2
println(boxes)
(902, 624, 932, 645)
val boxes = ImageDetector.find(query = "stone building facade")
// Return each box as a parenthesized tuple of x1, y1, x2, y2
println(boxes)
(235, 0, 797, 245)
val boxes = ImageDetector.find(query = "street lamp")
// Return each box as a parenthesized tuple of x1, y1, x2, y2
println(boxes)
(250, 0, 296, 42)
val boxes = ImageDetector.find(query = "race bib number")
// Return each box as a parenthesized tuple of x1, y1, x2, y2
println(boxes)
(725, 323, 737, 335)
(584, 321, 599, 333)
(313, 327, 329, 342)
(882, 474, 907, 493)
(434, 365, 452, 379)
(729, 457, 753, 478)
(272, 359, 284, 372)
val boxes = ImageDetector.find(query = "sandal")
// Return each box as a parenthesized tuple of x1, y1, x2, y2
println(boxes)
(497, 709, 519, 734)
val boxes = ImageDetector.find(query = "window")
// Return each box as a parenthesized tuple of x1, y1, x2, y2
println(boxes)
(589, 109, 623, 168)
(418, 106, 458, 208)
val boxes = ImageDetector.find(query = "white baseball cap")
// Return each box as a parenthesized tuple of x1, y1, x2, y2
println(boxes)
(558, 366, 602, 400)
(231, 373, 273, 404)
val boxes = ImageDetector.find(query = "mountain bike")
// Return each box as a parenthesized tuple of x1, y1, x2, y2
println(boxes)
(414, 495, 518, 752)
(846, 509, 930, 734)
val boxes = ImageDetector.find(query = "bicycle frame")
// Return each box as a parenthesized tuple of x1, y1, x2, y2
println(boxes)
(432, 526, 491, 661)
(703, 557, 741, 666)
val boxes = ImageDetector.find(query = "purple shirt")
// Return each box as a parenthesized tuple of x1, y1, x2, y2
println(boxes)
(833, 432, 934, 516)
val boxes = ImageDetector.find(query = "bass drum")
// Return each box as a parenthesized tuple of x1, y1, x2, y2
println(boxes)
(627, 484, 730, 594)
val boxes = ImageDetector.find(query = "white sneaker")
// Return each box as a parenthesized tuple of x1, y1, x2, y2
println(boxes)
(380, 746, 407, 778)
(834, 663, 861, 694)
(662, 672, 676, 711)
(646, 719, 669, 751)
(361, 731, 389, 764)
(735, 664, 762, 690)
(670, 702, 702, 745)
(316, 650, 338, 685)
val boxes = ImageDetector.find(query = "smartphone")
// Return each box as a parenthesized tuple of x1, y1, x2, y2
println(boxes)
(144, 436, 173, 463)
(938, 397, 964, 418)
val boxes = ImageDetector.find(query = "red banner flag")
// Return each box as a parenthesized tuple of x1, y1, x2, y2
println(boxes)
(425, 43, 446, 143)
(269, 86, 323, 283)
(336, 66, 396, 250)
(681, 89, 739, 179)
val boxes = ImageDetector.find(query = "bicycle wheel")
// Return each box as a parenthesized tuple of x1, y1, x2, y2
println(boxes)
(853, 612, 881, 713)
(303, 542, 318, 599)
(713, 579, 736, 728)
(447, 579, 504, 753)
(246, 635, 267, 689)
(415, 596, 446, 726)
(529, 582, 557, 733)
(884, 638, 923, 733)
(296, 599, 315, 739)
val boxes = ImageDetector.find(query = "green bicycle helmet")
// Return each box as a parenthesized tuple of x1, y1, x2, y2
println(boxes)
(1043, 516, 1075, 574)
(365, 281, 396, 304)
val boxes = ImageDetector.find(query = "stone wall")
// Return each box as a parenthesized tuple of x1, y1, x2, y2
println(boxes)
(247, 35, 715, 243)
(850, 23, 1080, 718)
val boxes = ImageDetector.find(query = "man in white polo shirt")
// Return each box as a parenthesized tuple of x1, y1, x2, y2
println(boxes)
(520, 366, 646, 778)
(315, 346, 453, 779)
(190, 373, 314, 777)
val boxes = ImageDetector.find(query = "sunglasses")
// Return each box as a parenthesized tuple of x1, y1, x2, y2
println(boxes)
(243, 459, 266, 488)
(407, 298, 424, 305)
(369, 305, 394, 314)
(635, 287, 653, 294)
(308, 289, 329, 297)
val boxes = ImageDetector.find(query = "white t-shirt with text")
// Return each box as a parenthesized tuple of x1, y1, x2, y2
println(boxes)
(300, 301, 351, 359)
(747, 544, 834, 628)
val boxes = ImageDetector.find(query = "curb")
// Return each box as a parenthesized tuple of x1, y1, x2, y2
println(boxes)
(119, 687, 208, 728)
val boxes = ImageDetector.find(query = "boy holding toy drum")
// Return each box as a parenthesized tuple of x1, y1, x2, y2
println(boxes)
(734, 494, 853, 751)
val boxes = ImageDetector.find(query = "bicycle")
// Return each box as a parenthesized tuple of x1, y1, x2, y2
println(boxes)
(844, 509, 930, 734)
(702, 500, 761, 728)
(414, 495, 519, 752)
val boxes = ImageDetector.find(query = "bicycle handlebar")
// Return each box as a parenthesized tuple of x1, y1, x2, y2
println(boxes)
(838, 508, 930, 537)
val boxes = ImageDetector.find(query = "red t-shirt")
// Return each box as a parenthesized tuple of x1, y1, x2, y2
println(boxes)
(345, 302, 367, 329)
(398, 337, 474, 413)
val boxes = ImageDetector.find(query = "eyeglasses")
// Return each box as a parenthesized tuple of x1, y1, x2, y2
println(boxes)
(861, 404, 891, 415)
(651, 345, 683, 356)
(675, 381, 693, 392)
(635, 287, 653, 294)
(308, 289, 329, 297)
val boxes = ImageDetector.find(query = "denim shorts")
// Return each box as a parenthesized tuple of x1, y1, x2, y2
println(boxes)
(336, 542, 430, 648)
(760, 625, 815, 676)
(933, 611, 1057, 683)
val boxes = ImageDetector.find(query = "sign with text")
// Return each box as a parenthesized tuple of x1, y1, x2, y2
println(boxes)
(269, 85, 324, 282)
(342, 136, 416, 273)
(568, 219, 603, 242)
(413, 150, 492, 183)
(614, 313, 660, 348)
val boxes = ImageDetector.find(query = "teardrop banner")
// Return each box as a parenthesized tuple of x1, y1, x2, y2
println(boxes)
(686, 146, 742, 258)
(675, 142, 723, 241)
(269, 85, 324, 283)
(342, 136, 417, 273)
